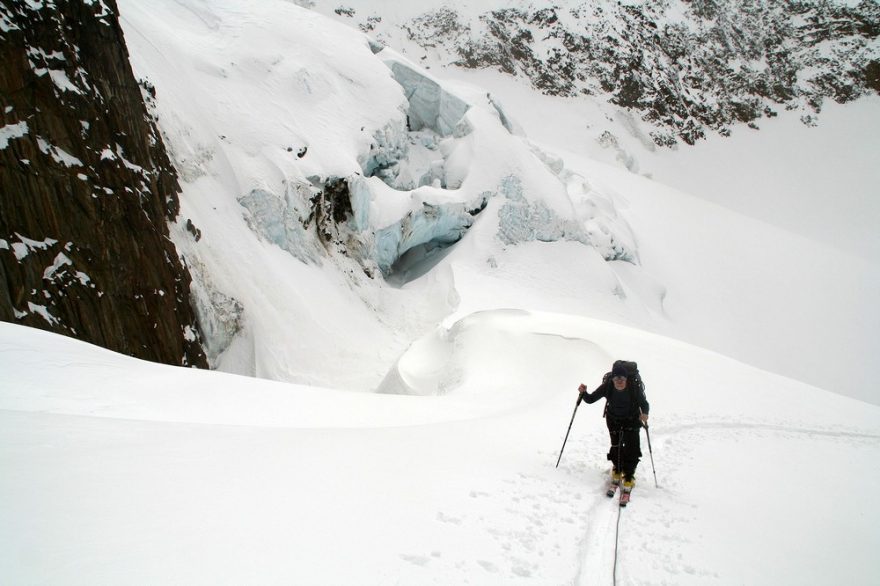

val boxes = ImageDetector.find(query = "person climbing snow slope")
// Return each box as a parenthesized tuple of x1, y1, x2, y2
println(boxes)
(578, 360, 650, 505)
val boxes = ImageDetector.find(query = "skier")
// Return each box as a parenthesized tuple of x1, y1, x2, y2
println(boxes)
(577, 361, 649, 503)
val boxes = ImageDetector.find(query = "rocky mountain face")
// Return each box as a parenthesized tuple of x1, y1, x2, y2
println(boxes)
(333, 0, 880, 145)
(0, 0, 208, 367)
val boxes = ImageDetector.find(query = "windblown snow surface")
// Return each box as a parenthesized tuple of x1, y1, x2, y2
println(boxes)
(2, 0, 878, 584)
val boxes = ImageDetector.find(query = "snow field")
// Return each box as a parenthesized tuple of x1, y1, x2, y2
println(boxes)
(3, 0, 879, 583)
(3, 315, 879, 584)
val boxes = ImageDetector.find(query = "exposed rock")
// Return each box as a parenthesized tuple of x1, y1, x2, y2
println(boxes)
(313, 177, 356, 243)
(394, 0, 880, 145)
(0, 0, 207, 367)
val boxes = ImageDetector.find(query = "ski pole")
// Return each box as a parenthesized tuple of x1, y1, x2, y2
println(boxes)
(643, 423, 658, 488)
(555, 394, 581, 468)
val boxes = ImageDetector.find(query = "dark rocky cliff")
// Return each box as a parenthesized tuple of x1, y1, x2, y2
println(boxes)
(0, 0, 208, 367)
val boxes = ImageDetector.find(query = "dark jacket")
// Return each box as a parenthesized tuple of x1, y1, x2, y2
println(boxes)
(579, 377, 649, 424)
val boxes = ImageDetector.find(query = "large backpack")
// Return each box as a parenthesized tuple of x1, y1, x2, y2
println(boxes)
(602, 360, 646, 418)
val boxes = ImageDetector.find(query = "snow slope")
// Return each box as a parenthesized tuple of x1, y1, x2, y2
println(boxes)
(311, 0, 880, 400)
(115, 0, 880, 402)
(2, 0, 880, 583)
(2, 318, 879, 585)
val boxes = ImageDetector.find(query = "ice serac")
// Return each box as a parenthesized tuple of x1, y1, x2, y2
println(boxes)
(238, 184, 322, 266)
(387, 60, 469, 137)
(356, 58, 472, 192)
(0, 0, 208, 367)
(375, 195, 487, 276)
(346, 52, 638, 280)
(337, 56, 486, 280)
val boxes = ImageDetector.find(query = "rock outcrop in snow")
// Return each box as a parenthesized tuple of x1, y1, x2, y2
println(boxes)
(326, 0, 880, 145)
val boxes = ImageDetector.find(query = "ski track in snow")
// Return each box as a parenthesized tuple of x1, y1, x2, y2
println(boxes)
(397, 419, 880, 584)
(2, 388, 878, 584)
(5, 300, 880, 584)
(564, 419, 880, 585)
(657, 420, 880, 442)
(574, 484, 619, 585)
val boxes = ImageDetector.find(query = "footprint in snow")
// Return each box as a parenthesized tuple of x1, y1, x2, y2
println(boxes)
(399, 553, 430, 566)
(436, 511, 462, 525)
(477, 560, 499, 573)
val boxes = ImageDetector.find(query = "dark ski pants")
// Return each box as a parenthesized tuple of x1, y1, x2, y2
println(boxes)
(607, 424, 642, 481)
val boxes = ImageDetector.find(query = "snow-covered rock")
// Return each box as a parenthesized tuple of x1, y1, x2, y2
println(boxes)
(317, 0, 880, 145)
